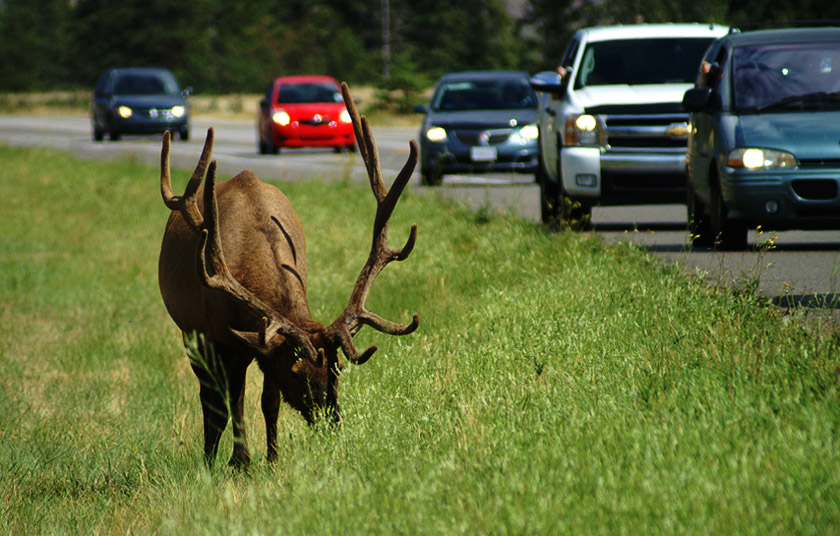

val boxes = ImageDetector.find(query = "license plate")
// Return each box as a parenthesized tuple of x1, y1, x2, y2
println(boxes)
(471, 146, 497, 162)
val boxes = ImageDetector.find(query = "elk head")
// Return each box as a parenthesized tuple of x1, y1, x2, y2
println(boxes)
(159, 82, 419, 461)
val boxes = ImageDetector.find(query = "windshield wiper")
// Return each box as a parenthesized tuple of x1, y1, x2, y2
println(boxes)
(754, 91, 840, 112)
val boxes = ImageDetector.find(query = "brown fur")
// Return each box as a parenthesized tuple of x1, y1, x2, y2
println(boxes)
(157, 84, 419, 467)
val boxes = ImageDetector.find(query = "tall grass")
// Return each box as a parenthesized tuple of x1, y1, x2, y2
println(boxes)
(1, 145, 838, 535)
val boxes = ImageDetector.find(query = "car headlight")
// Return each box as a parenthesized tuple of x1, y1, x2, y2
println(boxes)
(518, 123, 539, 141)
(272, 110, 291, 126)
(727, 148, 797, 170)
(340, 110, 351, 123)
(426, 126, 447, 142)
(118, 106, 133, 119)
(171, 106, 186, 118)
(564, 114, 599, 146)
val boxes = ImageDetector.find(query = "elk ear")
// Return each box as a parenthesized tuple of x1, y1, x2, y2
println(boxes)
(291, 348, 326, 371)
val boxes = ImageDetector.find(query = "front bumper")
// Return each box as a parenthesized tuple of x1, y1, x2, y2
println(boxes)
(420, 140, 538, 175)
(271, 123, 355, 148)
(720, 167, 840, 230)
(111, 114, 189, 135)
(561, 147, 687, 205)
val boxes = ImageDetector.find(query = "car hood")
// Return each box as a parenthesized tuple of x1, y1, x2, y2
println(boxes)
(427, 109, 538, 129)
(736, 112, 840, 160)
(573, 83, 693, 108)
(112, 94, 186, 108)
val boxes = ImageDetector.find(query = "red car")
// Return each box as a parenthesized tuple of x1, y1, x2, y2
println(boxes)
(257, 75, 356, 154)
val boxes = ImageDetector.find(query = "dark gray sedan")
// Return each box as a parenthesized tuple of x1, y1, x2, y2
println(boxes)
(414, 71, 539, 185)
(91, 67, 190, 142)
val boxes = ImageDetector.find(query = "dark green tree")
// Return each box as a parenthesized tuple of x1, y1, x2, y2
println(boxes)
(395, 0, 521, 78)
(0, 0, 75, 90)
(72, 0, 214, 88)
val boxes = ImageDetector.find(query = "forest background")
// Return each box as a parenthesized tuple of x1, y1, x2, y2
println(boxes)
(1, 0, 840, 96)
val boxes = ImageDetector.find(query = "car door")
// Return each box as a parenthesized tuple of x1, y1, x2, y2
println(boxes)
(688, 45, 728, 201)
(541, 33, 581, 181)
(92, 71, 113, 129)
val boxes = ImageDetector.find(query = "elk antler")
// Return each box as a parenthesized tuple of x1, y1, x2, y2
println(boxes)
(160, 128, 214, 232)
(326, 82, 420, 365)
(196, 158, 320, 364)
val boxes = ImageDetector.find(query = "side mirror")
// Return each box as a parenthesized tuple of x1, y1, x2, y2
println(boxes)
(412, 104, 429, 114)
(182, 87, 194, 98)
(530, 70, 567, 94)
(682, 87, 713, 112)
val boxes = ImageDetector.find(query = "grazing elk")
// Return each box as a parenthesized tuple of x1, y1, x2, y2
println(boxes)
(158, 83, 419, 467)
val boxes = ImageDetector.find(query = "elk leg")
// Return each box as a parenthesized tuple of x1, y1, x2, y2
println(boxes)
(261, 375, 281, 463)
(193, 371, 229, 467)
(226, 361, 250, 468)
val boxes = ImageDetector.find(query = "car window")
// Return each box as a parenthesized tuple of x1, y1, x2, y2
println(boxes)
(732, 42, 840, 112)
(113, 73, 179, 95)
(277, 83, 342, 104)
(561, 34, 581, 70)
(431, 79, 536, 111)
(574, 38, 715, 88)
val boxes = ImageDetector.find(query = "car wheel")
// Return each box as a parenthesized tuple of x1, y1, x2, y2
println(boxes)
(540, 161, 591, 229)
(421, 167, 443, 186)
(537, 161, 560, 223)
(687, 180, 713, 247)
(261, 136, 279, 155)
(93, 127, 104, 142)
(179, 129, 189, 141)
(106, 117, 120, 141)
(709, 171, 748, 250)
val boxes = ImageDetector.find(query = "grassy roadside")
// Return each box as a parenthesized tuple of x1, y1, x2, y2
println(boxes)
(1, 144, 838, 534)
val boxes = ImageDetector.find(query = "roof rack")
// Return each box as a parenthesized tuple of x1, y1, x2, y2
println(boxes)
(730, 20, 840, 34)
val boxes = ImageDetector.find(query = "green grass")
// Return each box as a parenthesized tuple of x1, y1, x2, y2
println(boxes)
(1, 144, 839, 535)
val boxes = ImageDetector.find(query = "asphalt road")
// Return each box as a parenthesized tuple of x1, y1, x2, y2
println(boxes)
(2, 114, 840, 308)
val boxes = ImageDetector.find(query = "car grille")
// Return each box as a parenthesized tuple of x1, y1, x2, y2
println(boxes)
(134, 108, 179, 119)
(453, 130, 512, 146)
(798, 158, 840, 168)
(299, 115, 334, 126)
(601, 114, 689, 152)
(791, 179, 838, 200)
(586, 104, 688, 154)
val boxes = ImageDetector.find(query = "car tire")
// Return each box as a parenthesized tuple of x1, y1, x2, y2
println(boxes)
(687, 180, 714, 247)
(93, 127, 104, 142)
(421, 167, 443, 186)
(709, 170, 748, 250)
(540, 159, 591, 228)
(538, 161, 560, 223)
(264, 136, 279, 155)
(179, 129, 189, 141)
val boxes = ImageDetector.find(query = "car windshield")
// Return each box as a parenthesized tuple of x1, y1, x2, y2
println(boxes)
(574, 38, 714, 88)
(113, 73, 180, 95)
(732, 42, 840, 112)
(431, 78, 536, 111)
(277, 83, 342, 104)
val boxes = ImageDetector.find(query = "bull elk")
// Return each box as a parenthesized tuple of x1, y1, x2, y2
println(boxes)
(158, 83, 419, 467)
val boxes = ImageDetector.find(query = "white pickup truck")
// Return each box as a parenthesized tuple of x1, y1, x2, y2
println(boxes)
(530, 23, 728, 224)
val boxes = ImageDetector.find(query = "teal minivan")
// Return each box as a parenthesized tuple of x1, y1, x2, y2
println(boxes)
(683, 27, 840, 249)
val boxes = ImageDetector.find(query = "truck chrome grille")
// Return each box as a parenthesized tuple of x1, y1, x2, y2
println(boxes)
(601, 113, 689, 152)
